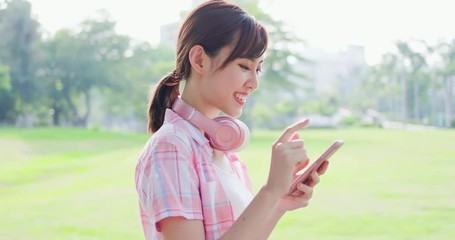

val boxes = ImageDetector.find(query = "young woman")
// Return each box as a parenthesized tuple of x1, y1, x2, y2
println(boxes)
(135, 1, 329, 239)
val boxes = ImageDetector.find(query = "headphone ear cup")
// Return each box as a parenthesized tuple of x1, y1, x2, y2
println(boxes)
(233, 119, 250, 152)
(208, 116, 249, 152)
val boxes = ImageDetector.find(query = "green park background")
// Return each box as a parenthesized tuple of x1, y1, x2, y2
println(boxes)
(1, 127, 454, 239)
(1, 0, 455, 239)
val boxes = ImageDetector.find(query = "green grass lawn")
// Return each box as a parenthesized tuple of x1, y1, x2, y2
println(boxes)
(1, 127, 454, 239)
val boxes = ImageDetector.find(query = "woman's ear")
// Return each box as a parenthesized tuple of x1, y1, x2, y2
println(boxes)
(189, 45, 208, 76)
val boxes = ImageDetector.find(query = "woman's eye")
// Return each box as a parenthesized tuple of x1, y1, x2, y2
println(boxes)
(256, 67, 262, 73)
(239, 64, 250, 71)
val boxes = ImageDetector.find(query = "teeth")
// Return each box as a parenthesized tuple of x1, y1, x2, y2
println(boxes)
(234, 93, 247, 102)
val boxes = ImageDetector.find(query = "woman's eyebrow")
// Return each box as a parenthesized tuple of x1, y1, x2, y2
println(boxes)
(244, 58, 264, 64)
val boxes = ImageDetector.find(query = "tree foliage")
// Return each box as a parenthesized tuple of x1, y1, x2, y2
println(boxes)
(1, 0, 452, 129)
(37, 11, 131, 126)
(357, 39, 455, 127)
(0, 64, 14, 122)
(0, 0, 40, 124)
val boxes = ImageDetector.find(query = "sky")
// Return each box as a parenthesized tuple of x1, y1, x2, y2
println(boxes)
(29, 0, 455, 66)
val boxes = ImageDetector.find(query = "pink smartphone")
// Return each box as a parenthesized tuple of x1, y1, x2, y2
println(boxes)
(288, 140, 344, 195)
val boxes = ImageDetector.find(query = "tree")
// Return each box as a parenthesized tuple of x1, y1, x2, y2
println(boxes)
(356, 38, 454, 127)
(355, 52, 405, 121)
(38, 11, 130, 126)
(100, 42, 175, 131)
(395, 40, 431, 122)
(435, 39, 455, 127)
(0, 64, 14, 122)
(0, 0, 40, 125)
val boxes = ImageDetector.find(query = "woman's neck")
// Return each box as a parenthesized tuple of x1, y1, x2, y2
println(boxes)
(181, 80, 220, 118)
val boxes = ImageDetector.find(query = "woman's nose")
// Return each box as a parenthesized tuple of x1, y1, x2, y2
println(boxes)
(245, 72, 259, 91)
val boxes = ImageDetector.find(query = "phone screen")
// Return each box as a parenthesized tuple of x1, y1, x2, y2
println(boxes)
(288, 140, 344, 195)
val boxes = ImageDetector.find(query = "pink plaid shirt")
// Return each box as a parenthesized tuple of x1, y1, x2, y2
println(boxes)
(135, 109, 253, 240)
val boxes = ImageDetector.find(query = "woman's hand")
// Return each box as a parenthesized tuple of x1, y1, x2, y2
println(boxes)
(264, 120, 311, 197)
(275, 161, 329, 212)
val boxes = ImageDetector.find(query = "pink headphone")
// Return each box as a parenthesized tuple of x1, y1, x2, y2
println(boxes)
(172, 97, 249, 152)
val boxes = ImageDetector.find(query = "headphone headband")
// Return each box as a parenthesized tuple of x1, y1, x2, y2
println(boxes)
(171, 97, 249, 152)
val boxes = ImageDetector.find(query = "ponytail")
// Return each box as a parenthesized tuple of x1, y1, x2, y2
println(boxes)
(147, 70, 181, 133)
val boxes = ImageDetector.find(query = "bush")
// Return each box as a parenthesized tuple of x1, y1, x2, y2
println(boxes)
(338, 115, 382, 128)
(339, 116, 362, 127)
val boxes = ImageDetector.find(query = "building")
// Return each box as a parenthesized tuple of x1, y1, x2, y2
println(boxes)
(298, 44, 368, 96)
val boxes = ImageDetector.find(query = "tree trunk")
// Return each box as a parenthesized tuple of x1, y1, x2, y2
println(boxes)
(81, 91, 91, 127)
(400, 76, 408, 123)
(413, 77, 420, 121)
(444, 76, 454, 128)
(65, 92, 80, 126)
(52, 105, 61, 126)
(428, 79, 437, 126)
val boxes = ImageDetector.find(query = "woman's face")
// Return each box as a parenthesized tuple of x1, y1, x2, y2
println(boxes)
(201, 46, 264, 118)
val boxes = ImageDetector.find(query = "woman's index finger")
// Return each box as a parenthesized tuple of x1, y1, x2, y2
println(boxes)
(275, 119, 309, 144)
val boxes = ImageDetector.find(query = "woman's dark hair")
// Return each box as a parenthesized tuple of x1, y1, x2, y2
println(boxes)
(147, 0, 268, 133)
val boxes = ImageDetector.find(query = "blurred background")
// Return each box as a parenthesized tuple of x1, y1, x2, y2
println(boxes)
(1, 0, 454, 130)
(1, 0, 454, 239)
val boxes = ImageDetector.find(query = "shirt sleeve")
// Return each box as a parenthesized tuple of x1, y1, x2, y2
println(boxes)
(137, 134, 203, 232)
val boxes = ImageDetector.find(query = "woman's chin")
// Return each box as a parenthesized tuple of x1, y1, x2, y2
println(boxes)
(224, 108, 242, 118)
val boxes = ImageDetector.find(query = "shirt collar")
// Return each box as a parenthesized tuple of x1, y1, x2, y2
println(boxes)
(164, 108, 210, 146)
